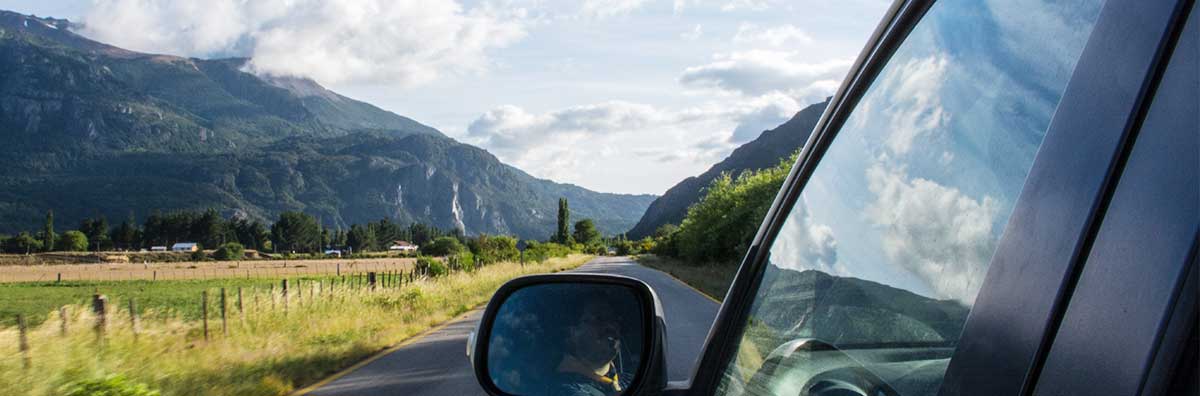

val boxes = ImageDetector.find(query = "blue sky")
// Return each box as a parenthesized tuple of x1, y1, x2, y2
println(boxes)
(0, 0, 889, 194)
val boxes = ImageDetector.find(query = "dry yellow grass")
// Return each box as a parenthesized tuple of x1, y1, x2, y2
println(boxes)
(0, 257, 418, 283)
(0, 255, 591, 396)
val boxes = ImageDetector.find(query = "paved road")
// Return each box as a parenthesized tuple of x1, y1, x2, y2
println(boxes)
(306, 256, 721, 395)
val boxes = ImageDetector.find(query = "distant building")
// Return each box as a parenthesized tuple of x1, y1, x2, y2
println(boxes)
(388, 241, 418, 252)
(324, 249, 343, 257)
(171, 242, 199, 252)
(150, 246, 168, 252)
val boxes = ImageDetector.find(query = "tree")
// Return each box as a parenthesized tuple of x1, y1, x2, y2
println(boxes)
(554, 198, 573, 244)
(41, 210, 55, 252)
(56, 231, 89, 252)
(3, 233, 41, 254)
(213, 242, 246, 261)
(674, 152, 796, 262)
(193, 209, 226, 248)
(232, 219, 269, 251)
(421, 236, 467, 256)
(113, 213, 139, 251)
(271, 211, 321, 253)
(572, 219, 601, 246)
(347, 224, 376, 253)
(80, 217, 112, 251)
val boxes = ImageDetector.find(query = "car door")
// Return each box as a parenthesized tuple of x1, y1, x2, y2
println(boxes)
(675, 0, 1195, 395)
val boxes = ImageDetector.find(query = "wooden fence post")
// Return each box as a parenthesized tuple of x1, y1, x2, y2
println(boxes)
(368, 272, 377, 291)
(128, 298, 139, 341)
(153, 270, 157, 281)
(17, 314, 30, 369)
(59, 306, 68, 337)
(281, 279, 289, 315)
(201, 291, 209, 341)
(92, 294, 107, 345)
(337, 263, 341, 276)
(220, 288, 228, 336)
(56, 273, 61, 283)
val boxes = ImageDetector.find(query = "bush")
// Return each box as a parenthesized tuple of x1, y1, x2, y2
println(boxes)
(452, 251, 476, 271)
(420, 236, 466, 257)
(523, 241, 573, 263)
(673, 152, 795, 262)
(415, 256, 448, 277)
(190, 250, 208, 262)
(212, 242, 245, 261)
(55, 230, 89, 252)
(61, 375, 161, 396)
(468, 235, 519, 265)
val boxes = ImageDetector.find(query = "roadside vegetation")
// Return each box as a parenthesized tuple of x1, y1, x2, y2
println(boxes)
(0, 254, 591, 396)
(622, 153, 798, 298)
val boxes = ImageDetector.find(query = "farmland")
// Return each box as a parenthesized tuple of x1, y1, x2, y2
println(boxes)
(0, 255, 415, 283)
(0, 254, 591, 396)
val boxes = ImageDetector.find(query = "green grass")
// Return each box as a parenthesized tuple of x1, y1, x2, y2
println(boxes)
(0, 255, 592, 396)
(0, 277, 315, 327)
(635, 255, 739, 302)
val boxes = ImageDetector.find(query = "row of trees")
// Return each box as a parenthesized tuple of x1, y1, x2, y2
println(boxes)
(0, 210, 457, 255)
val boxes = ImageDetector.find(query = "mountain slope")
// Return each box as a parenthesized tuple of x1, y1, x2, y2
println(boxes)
(627, 99, 828, 238)
(0, 11, 654, 237)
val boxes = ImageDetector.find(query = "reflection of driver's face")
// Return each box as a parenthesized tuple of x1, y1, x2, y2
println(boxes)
(569, 304, 621, 367)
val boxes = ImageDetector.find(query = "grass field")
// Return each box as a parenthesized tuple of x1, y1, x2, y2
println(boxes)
(0, 256, 416, 283)
(635, 255, 739, 302)
(0, 255, 591, 396)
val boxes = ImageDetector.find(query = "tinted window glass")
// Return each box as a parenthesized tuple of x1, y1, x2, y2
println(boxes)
(715, 1, 1103, 395)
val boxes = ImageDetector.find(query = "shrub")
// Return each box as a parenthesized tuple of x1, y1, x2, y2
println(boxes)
(415, 256, 448, 277)
(673, 152, 795, 262)
(60, 374, 161, 396)
(190, 250, 208, 262)
(55, 230, 89, 252)
(468, 235, 519, 265)
(212, 242, 245, 261)
(420, 236, 466, 257)
(523, 241, 573, 263)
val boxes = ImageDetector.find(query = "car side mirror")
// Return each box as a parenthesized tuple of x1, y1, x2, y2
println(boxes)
(470, 274, 668, 396)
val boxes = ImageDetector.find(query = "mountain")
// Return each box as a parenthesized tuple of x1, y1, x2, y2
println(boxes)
(0, 11, 654, 237)
(626, 99, 828, 239)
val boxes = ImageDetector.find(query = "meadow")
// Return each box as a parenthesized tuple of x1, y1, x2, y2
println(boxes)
(0, 255, 591, 396)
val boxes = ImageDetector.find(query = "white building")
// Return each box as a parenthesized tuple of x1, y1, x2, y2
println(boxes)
(388, 241, 418, 252)
(171, 242, 199, 252)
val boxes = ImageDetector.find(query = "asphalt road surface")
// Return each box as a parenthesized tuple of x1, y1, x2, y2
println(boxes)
(306, 256, 722, 395)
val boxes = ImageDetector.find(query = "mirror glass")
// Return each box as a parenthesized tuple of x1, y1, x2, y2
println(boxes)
(487, 283, 646, 395)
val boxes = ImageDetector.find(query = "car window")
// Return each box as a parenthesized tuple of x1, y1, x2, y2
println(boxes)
(714, 1, 1104, 395)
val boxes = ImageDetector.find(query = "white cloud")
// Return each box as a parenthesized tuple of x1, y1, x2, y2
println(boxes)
(77, 0, 529, 86)
(680, 50, 851, 99)
(771, 198, 841, 274)
(464, 96, 804, 192)
(875, 56, 949, 155)
(733, 23, 813, 46)
(865, 164, 998, 304)
(721, 0, 782, 11)
(681, 24, 704, 41)
(580, 0, 650, 18)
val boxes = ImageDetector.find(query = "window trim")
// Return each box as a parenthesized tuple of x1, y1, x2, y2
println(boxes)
(672, 0, 1194, 395)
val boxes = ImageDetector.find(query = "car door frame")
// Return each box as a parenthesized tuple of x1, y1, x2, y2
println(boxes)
(662, 0, 1196, 395)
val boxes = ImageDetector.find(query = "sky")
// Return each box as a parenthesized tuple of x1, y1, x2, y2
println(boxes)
(0, 0, 890, 195)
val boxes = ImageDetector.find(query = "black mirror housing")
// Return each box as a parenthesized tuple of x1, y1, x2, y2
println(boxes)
(471, 273, 668, 396)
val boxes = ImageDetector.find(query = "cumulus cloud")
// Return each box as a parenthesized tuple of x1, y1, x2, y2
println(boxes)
(865, 164, 998, 304)
(875, 56, 949, 155)
(580, 0, 650, 18)
(464, 96, 804, 192)
(770, 198, 841, 274)
(680, 50, 851, 98)
(733, 23, 813, 46)
(77, 0, 528, 86)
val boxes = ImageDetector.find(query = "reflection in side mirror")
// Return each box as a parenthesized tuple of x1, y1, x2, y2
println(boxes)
(472, 274, 666, 396)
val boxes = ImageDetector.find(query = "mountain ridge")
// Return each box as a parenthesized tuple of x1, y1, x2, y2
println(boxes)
(626, 99, 828, 239)
(0, 10, 654, 238)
